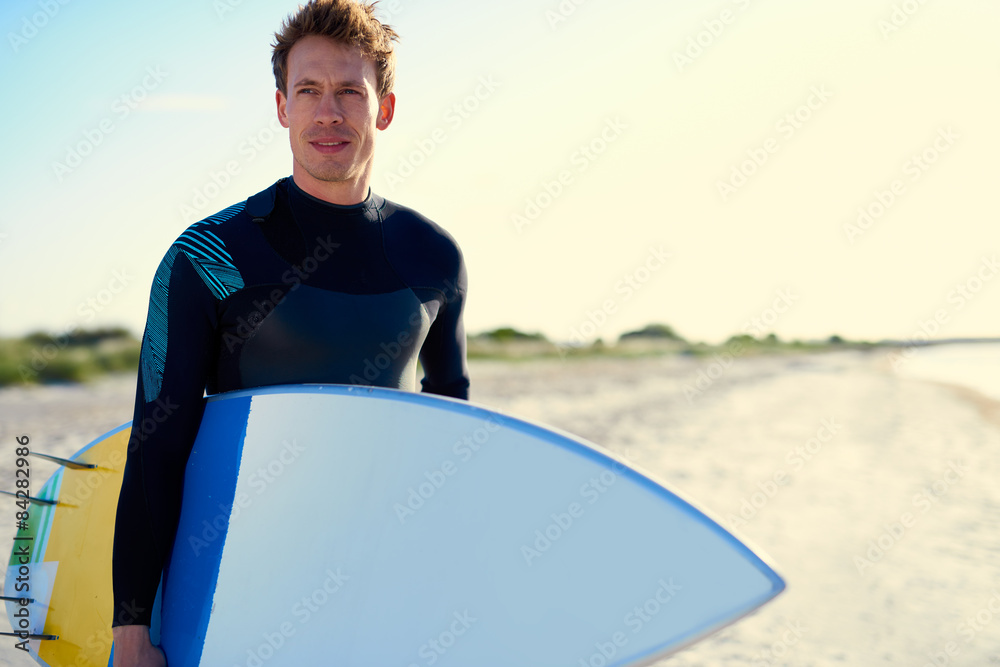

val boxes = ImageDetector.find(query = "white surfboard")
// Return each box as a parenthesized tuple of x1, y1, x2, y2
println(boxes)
(147, 384, 784, 666)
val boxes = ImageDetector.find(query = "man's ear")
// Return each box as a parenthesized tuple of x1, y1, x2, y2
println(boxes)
(276, 89, 290, 128)
(377, 92, 396, 130)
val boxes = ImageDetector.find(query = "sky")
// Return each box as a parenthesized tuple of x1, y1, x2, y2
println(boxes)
(0, 0, 998, 345)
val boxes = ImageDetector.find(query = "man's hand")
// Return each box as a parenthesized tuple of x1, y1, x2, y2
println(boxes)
(112, 625, 166, 667)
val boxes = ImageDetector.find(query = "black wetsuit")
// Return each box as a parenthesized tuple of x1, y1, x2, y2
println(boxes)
(112, 177, 469, 627)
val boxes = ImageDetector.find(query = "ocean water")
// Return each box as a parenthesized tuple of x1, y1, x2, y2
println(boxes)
(893, 342, 1000, 402)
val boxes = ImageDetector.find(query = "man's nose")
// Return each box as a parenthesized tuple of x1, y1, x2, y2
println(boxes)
(314, 93, 344, 124)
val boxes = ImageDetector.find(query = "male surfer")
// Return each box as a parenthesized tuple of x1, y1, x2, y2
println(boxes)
(111, 2, 469, 664)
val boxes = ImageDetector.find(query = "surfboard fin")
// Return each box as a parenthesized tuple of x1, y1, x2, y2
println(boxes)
(30, 452, 97, 470)
(0, 490, 57, 506)
(0, 631, 58, 640)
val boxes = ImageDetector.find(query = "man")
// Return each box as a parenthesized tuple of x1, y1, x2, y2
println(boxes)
(111, 1, 469, 663)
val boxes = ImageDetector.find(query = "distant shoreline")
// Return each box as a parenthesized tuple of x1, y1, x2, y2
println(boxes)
(2, 326, 998, 387)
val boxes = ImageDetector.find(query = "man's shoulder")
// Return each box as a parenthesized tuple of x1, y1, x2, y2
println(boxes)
(165, 200, 251, 265)
(168, 176, 285, 257)
(379, 196, 463, 261)
(378, 196, 466, 295)
(176, 201, 248, 242)
(175, 178, 287, 245)
(154, 193, 262, 299)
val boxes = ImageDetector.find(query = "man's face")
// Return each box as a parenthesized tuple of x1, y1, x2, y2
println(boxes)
(277, 35, 394, 201)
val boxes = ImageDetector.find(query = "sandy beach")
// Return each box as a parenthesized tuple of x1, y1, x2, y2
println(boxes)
(1, 350, 998, 666)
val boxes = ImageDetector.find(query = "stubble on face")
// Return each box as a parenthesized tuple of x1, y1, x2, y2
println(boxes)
(277, 35, 388, 202)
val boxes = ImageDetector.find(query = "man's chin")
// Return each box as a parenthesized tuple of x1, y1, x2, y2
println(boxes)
(302, 165, 353, 184)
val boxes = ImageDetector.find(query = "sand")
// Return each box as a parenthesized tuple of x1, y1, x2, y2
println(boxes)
(0, 351, 998, 666)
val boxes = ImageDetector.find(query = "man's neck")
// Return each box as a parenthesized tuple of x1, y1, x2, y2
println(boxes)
(291, 169, 370, 206)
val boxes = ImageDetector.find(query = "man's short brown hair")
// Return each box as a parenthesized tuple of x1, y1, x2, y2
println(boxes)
(272, 0, 400, 98)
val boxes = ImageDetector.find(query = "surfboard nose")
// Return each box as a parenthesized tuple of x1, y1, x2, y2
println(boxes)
(158, 385, 785, 666)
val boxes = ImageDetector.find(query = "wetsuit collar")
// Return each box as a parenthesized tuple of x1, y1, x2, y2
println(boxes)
(286, 177, 384, 221)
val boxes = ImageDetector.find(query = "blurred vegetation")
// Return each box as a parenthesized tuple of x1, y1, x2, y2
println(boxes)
(466, 327, 561, 360)
(618, 324, 684, 341)
(0, 323, 888, 386)
(0, 328, 141, 386)
(468, 324, 880, 361)
(473, 327, 548, 343)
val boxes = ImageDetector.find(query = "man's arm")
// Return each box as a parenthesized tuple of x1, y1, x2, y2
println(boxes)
(418, 245, 470, 400)
(111, 625, 166, 667)
(112, 250, 218, 633)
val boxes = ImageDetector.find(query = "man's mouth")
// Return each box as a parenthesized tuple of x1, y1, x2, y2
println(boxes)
(310, 140, 350, 154)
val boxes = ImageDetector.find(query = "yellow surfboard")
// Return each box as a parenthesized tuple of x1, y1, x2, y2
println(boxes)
(4, 424, 130, 667)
